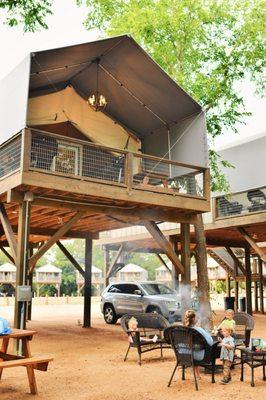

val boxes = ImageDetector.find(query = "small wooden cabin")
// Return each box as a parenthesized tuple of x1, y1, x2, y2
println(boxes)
(76, 265, 103, 295)
(0, 262, 16, 288)
(0, 36, 210, 328)
(35, 264, 62, 296)
(111, 263, 148, 282)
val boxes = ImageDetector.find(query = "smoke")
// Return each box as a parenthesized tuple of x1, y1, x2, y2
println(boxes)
(178, 282, 212, 331)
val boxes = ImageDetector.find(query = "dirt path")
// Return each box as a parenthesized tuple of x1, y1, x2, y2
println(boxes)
(0, 304, 265, 399)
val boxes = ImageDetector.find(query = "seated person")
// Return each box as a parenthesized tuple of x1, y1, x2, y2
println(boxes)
(216, 309, 236, 337)
(183, 310, 213, 380)
(127, 317, 158, 344)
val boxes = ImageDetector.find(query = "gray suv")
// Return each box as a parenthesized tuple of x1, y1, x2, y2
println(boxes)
(101, 281, 181, 324)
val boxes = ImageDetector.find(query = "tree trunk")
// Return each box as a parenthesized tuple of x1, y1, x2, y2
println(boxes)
(194, 214, 213, 330)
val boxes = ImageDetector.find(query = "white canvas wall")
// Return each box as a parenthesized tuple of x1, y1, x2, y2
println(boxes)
(217, 133, 266, 193)
(0, 56, 30, 144)
(143, 112, 208, 169)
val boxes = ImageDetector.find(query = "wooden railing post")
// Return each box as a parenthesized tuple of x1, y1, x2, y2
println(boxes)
(21, 129, 31, 172)
(125, 152, 134, 194)
(203, 168, 211, 201)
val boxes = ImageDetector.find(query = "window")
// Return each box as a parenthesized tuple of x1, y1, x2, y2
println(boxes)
(141, 283, 174, 295)
(119, 284, 140, 294)
(108, 284, 122, 293)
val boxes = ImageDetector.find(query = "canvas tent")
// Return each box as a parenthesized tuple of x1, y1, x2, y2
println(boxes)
(0, 35, 208, 169)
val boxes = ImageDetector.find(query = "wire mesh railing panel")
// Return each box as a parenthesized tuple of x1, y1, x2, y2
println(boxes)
(82, 145, 125, 183)
(30, 130, 126, 184)
(133, 156, 204, 197)
(0, 135, 22, 179)
(215, 186, 266, 218)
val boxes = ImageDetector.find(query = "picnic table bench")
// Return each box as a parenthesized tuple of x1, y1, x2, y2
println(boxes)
(0, 329, 53, 395)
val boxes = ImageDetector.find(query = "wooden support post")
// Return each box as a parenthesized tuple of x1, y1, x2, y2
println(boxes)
(181, 223, 191, 309)
(103, 246, 110, 287)
(258, 258, 264, 314)
(169, 237, 179, 292)
(27, 271, 33, 321)
(27, 245, 34, 321)
(226, 274, 231, 297)
(181, 224, 191, 285)
(14, 200, 31, 329)
(254, 281, 258, 312)
(83, 237, 92, 328)
(245, 246, 252, 315)
(234, 260, 239, 311)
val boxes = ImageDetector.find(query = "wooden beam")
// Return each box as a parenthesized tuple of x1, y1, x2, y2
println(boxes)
(83, 237, 92, 328)
(28, 212, 84, 271)
(107, 245, 124, 279)
(245, 246, 252, 315)
(238, 227, 266, 262)
(0, 203, 17, 263)
(225, 247, 246, 275)
(56, 241, 85, 278)
(21, 170, 210, 213)
(30, 195, 197, 224)
(144, 221, 184, 274)
(156, 254, 171, 273)
(0, 245, 15, 264)
(5, 225, 97, 240)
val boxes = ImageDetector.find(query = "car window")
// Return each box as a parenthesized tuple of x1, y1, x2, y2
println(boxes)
(119, 284, 140, 294)
(141, 283, 174, 295)
(108, 284, 122, 293)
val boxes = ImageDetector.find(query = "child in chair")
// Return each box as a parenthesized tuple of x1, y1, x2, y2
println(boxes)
(127, 317, 158, 344)
(216, 309, 236, 337)
(219, 327, 235, 384)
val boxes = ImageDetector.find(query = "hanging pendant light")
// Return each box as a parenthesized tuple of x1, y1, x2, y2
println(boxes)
(88, 59, 107, 112)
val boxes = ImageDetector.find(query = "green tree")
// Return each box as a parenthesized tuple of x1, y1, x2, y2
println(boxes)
(0, 0, 52, 31)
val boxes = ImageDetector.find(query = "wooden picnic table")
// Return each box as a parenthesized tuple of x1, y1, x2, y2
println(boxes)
(0, 329, 53, 395)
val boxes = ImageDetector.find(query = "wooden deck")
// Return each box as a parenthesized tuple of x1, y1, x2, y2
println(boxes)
(0, 128, 210, 243)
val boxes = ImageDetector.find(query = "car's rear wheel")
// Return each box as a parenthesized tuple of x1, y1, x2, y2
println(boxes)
(147, 306, 162, 315)
(104, 305, 118, 324)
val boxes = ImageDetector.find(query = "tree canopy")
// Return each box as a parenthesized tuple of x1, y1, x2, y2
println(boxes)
(0, 0, 52, 31)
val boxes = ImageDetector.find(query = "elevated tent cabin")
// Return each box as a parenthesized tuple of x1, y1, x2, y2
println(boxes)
(35, 264, 62, 297)
(0, 263, 16, 295)
(0, 35, 210, 329)
(110, 263, 148, 282)
(76, 265, 104, 295)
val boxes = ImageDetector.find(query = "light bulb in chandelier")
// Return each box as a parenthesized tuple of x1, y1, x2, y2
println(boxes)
(88, 92, 107, 112)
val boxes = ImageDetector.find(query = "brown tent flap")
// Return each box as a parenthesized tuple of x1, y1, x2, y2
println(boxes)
(27, 86, 140, 152)
(29, 35, 202, 138)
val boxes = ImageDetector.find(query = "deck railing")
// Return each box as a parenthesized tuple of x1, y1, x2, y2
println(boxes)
(0, 129, 210, 200)
(214, 186, 266, 219)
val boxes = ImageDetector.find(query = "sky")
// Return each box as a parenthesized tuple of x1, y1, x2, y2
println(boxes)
(0, 0, 264, 149)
